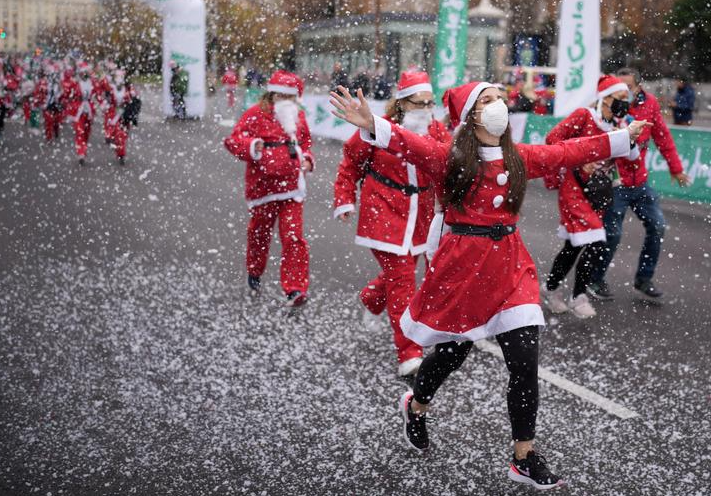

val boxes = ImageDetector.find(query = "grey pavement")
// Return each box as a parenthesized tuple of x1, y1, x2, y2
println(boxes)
(0, 89, 710, 495)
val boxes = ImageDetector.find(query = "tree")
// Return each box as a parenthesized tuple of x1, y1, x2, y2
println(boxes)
(668, 0, 711, 81)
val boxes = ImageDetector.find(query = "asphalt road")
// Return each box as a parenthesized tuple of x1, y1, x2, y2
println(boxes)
(1, 88, 710, 495)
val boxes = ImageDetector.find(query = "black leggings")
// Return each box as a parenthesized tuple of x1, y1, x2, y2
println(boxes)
(546, 240, 606, 296)
(412, 326, 539, 442)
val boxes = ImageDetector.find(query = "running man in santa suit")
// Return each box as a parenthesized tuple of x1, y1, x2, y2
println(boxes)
(331, 83, 650, 490)
(63, 62, 100, 166)
(224, 70, 315, 307)
(34, 64, 64, 142)
(106, 69, 138, 165)
(333, 71, 451, 379)
(541, 75, 641, 318)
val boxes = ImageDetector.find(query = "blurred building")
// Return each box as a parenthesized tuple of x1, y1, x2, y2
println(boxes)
(0, 0, 99, 53)
(295, 0, 507, 85)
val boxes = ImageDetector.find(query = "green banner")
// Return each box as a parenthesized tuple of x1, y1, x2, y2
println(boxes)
(432, 0, 470, 102)
(519, 114, 711, 203)
(243, 87, 263, 112)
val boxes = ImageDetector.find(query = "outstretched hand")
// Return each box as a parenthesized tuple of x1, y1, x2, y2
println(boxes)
(628, 120, 653, 141)
(329, 86, 375, 134)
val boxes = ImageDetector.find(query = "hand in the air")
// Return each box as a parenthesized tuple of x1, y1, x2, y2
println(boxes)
(329, 86, 375, 134)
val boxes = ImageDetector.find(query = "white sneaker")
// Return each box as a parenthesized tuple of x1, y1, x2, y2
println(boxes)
(568, 293, 597, 318)
(541, 284, 569, 314)
(397, 357, 423, 377)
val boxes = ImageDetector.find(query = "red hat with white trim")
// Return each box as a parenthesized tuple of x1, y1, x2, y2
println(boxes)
(597, 74, 628, 99)
(446, 81, 494, 129)
(77, 61, 91, 74)
(395, 71, 432, 100)
(267, 70, 304, 97)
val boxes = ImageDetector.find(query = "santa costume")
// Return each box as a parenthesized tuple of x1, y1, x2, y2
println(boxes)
(106, 70, 138, 164)
(333, 71, 451, 374)
(221, 68, 238, 108)
(63, 62, 100, 164)
(34, 64, 64, 142)
(338, 80, 636, 487)
(542, 75, 640, 316)
(224, 70, 314, 306)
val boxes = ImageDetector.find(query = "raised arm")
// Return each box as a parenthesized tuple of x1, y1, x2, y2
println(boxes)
(329, 86, 449, 184)
(224, 108, 263, 162)
(519, 129, 631, 180)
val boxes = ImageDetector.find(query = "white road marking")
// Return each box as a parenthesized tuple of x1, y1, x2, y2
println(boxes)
(474, 339, 639, 420)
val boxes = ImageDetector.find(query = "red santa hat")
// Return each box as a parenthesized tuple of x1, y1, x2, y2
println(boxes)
(77, 62, 91, 74)
(446, 81, 494, 129)
(267, 70, 304, 97)
(597, 74, 628, 100)
(395, 71, 433, 99)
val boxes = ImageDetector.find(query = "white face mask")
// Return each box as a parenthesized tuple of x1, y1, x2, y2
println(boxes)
(401, 109, 433, 135)
(474, 98, 509, 137)
(273, 99, 299, 135)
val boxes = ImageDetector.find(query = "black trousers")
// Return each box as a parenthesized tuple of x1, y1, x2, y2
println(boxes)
(412, 326, 539, 442)
(546, 240, 606, 296)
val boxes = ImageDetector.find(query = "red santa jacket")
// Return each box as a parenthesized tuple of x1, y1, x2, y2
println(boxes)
(106, 83, 137, 126)
(615, 89, 683, 187)
(224, 103, 314, 208)
(62, 77, 100, 121)
(333, 117, 451, 256)
(545, 107, 640, 246)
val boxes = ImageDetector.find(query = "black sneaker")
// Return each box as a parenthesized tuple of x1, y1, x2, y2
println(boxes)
(78, 157, 86, 167)
(118, 156, 126, 166)
(286, 291, 307, 307)
(508, 450, 565, 490)
(247, 275, 260, 291)
(586, 281, 614, 301)
(398, 391, 431, 451)
(634, 279, 663, 299)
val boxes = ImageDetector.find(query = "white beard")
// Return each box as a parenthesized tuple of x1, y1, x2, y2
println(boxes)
(274, 100, 299, 136)
(401, 109, 433, 135)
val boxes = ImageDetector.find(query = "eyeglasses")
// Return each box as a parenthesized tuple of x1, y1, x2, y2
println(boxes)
(405, 98, 435, 109)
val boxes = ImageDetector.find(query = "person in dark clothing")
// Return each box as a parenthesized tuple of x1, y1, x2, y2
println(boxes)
(169, 62, 188, 119)
(353, 69, 371, 97)
(671, 78, 695, 126)
(330, 63, 349, 92)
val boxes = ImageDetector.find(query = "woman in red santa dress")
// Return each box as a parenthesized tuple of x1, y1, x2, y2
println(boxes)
(224, 70, 314, 307)
(330, 82, 649, 490)
(63, 62, 101, 165)
(333, 71, 451, 378)
(541, 75, 640, 318)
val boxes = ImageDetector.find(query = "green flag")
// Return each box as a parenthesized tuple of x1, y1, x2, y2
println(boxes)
(432, 0, 470, 102)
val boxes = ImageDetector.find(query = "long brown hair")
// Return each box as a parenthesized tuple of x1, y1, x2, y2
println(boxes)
(259, 92, 275, 111)
(384, 97, 405, 124)
(442, 112, 527, 214)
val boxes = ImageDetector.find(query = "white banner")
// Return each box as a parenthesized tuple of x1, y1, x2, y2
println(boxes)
(554, 0, 600, 117)
(140, 0, 206, 118)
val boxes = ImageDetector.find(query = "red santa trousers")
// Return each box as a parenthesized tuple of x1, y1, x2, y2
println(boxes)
(247, 199, 309, 295)
(112, 121, 129, 158)
(73, 114, 92, 157)
(371, 249, 424, 363)
(43, 110, 62, 141)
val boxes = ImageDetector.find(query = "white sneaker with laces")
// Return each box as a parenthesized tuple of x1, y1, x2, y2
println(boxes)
(568, 293, 597, 318)
(541, 284, 569, 314)
(397, 357, 423, 377)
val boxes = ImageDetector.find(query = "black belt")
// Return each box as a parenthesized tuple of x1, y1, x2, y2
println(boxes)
(263, 140, 301, 148)
(365, 166, 430, 196)
(450, 222, 517, 241)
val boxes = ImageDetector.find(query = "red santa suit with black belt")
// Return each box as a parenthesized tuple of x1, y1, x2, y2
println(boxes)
(361, 82, 633, 346)
(107, 77, 137, 159)
(63, 63, 100, 159)
(224, 71, 314, 296)
(333, 72, 451, 366)
(545, 80, 640, 246)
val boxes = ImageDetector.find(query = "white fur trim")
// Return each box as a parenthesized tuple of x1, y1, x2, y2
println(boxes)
(333, 204, 355, 219)
(557, 225, 607, 247)
(628, 143, 641, 161)
(359, 115, 392, 149)
(247, 171, 306, 208)
(587, 107, 615, 132)
(400, 304, 545, 347)
(460, 82, 493, 126)
(355, 235, 409, 255)
(267, 84, 299, 95)
(249, 138, 264, 161)
(395, 83, 433, 100)
(598, 82, 629, 100)
(607, 129, 631, 158)
(425, 212, 445, 261)
(478, 146, 503, 162)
